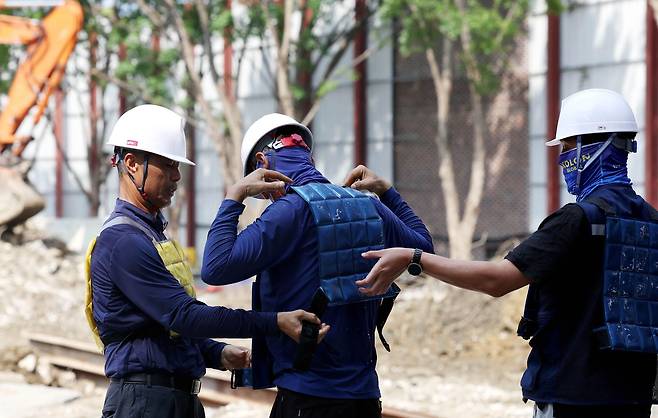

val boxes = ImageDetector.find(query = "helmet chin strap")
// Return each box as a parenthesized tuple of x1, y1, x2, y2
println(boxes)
(117, 150, 157, 210)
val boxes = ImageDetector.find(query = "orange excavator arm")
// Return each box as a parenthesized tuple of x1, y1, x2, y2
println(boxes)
(0, 0, 83, 151)
(0, 0, 83, 229)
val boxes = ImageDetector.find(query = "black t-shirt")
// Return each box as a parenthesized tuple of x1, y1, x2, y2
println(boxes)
(504, 194, 656, 405)
(505, 203, 590, 283)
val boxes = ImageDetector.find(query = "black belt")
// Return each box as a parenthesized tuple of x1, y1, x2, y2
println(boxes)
(111, 373, 202, 395)
(101, 326, 168, 346)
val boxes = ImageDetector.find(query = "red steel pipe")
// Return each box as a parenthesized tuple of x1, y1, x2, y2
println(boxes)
(353, 0, 367, 166)
(546, 12, 561, 213)
(89, 31, 99, 215)
(646, 2, 658, 205)
(118, 43, 127, 114)
(224, 0, 233, 101)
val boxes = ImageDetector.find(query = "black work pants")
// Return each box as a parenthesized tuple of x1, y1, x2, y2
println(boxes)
(534, 402, 651, 418)
(269, 387, 381, 418)
(101, 380, 205, 418)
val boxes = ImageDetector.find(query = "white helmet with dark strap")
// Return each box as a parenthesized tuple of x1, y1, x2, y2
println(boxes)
(546, 88, 638, 146)
(241, 113, 313, 176)
(108, 104, 195, 165)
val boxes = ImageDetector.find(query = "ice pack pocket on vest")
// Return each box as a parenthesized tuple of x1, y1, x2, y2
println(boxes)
(293, 183, 398, 306)
(600, 217, 658, 353)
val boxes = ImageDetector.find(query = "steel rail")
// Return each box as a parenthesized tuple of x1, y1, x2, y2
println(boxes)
(27, 333, 437, 418)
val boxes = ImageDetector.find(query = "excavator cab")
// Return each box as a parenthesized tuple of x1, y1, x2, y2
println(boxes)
(0, 0, 83, 228)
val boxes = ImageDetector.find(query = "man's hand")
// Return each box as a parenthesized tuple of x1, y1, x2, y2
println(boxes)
(342, 165, 392, 196)
(226, 168, 292, 202)
(356, 248, 413, 296)
(220, 344, 251, 370)
(277, 310, 330, 343)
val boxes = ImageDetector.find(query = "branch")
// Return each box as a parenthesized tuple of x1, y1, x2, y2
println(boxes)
(297, 0, 314, 55)
(233, 18, 257, 99)
(490, 1, 523, 75)
(90, 69, 157, 110)
(51, 113, 94, 203)
(455, 0, 486, 245)
(195, 0, 222, 86)
(406, 2, 450, 89)
(97, 37, 113, 142)
(461, 85, 486, 232)
(423, 27, 464, 257)
(161, 0, 222, 130)
(87, 2, 119, 26)
(453, 0, 481, 87)
(492, 1, 521, 49)
(136, 0, 166, 28)
(262, 0, 294, 115)
(310, 5, 375, 72)
(192, 0, 243, 149)
(302, 10, 377, 121)
(91, 68, 204, 128)
(164, 0, 246, 183)
(258, 39, 277, 95)
(22, 116, 51, 176)
(301, 34, 390, 125)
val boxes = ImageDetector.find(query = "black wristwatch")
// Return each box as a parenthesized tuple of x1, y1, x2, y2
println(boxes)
(407, 248, 423, 276)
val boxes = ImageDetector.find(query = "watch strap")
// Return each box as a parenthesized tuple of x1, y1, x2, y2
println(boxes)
(412, 248, 422, 265)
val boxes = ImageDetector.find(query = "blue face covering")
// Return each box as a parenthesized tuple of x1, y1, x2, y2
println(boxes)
(253, 147, 327, 200)
(558, 134, 632, 201)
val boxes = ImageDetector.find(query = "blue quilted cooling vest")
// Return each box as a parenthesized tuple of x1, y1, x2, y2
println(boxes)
(292, 183, 400, 305)
(580, 197, 658, 353)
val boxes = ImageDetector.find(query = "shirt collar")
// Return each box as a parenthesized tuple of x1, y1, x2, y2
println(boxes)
(114, 198, 168, 233)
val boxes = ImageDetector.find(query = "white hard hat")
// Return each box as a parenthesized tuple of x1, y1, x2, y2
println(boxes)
(107, 104, 195, 165)
(546, 88, 639, 146)
(241, 113, 313, 176)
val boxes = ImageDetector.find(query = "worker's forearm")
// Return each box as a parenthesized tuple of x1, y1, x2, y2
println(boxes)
(225, 184, 246, 202)
(201, 199, 249, 285)
(171, 299, 279, 338)
(420, 253, 527, 297)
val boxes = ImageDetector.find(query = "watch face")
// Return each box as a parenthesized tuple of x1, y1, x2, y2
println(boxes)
(408, 263, 422, 276)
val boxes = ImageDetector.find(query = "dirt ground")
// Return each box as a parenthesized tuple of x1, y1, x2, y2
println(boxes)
(197, 280, 534, 418)
(0, 227, 539, 417)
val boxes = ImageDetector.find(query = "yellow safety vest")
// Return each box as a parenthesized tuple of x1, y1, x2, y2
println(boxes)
(84, 216, 196, 352)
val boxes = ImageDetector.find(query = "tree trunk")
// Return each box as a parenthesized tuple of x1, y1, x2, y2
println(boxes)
(294, 0, 314, 120)
(454, 0, 487, 261)
(427, 41, 475, 260)
(167, 187, 185, 241)
(164, 0, 244, 186)
(453, 86, 486, 260)
(424, 0, 490, 261)
(269, 0, 295, 116)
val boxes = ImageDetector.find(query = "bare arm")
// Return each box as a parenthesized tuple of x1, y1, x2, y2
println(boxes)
(355, 248, 530, 298)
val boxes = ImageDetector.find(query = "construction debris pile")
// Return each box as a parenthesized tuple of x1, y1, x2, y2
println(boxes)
(384, 281, 529, 370)
(0, 228, 90, 376)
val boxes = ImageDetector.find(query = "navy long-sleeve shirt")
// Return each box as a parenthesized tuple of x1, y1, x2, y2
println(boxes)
(202, 185, 433, 398)
(90, 199, 279, 379)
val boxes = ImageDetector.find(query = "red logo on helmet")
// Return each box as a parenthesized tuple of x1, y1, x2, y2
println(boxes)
(127, 140, 138, 146)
